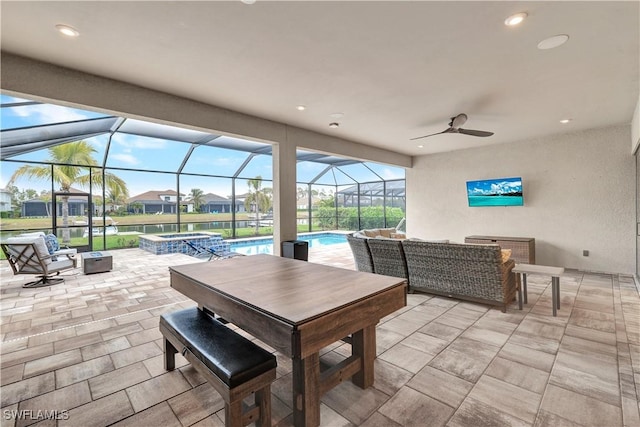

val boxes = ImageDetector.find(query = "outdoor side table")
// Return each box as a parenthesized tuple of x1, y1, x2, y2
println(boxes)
(513, 263, 565, 316)
(82, 251, 113, 274)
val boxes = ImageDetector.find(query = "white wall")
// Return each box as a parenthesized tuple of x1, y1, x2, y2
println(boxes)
(406, 125, 634, 274)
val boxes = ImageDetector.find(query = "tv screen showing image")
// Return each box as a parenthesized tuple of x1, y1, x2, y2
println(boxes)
(466, 177, 523, 207)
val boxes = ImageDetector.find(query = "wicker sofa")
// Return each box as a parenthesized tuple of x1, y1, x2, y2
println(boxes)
(347, 233, 516, 312)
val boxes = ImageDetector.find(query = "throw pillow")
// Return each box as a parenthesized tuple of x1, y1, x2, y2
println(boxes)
(390, 233, 406, 239)
(501, 249, 512, 263)
(44, 234, 60, 254)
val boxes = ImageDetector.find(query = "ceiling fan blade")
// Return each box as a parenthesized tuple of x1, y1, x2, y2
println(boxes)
(409, 129, 450, 141)
(458, 128, 494, 137)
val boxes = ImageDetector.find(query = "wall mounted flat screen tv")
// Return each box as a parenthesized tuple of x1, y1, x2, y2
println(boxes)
(466, 177, 523, 207)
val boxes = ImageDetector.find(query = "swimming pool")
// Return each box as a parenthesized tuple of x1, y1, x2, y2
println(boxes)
(228, 232, 347, 256)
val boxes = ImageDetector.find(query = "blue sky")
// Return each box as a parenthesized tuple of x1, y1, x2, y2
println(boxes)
(1, 94, 404, 197)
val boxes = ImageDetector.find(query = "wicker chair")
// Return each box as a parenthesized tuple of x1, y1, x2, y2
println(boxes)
(402, 240, 516, 312)
(366, 238, 409, 281)
(346, 233, 374, 273)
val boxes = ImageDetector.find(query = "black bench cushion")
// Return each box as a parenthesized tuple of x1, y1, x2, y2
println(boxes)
(160, 307, 276, 388)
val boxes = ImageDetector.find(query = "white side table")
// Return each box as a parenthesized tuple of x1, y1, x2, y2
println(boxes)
(512, 263, 565, 316)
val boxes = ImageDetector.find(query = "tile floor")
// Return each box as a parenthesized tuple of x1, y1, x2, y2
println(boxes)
(1, 244, 639, 427)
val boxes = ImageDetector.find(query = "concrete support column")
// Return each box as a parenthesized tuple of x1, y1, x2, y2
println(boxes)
(272, 137, 298, 256)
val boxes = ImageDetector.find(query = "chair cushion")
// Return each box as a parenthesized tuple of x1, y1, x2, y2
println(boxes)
(160, 308, 276, 388)
(6, 236, 52, 265)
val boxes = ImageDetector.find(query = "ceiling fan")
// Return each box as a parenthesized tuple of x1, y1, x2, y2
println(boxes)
(410, 113, 494, 140)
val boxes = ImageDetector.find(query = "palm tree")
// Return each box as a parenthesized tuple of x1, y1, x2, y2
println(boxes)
(9, 140, 128, 243)
(245, 176, 272, 235)
(106, 180, 130, 212)
(190, 188, 205, 212)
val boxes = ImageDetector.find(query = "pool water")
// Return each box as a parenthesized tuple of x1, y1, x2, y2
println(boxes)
(229, 233, 347, 256)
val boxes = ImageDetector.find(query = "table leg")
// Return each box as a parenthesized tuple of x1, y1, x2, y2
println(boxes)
(523, 273, 528, 305)
(351, 324, 376, 388)
(551, 280, 558, 317)
(517, 274, 523, 310)
(292, 353, 320, 427)
(554, 276, 560, 309)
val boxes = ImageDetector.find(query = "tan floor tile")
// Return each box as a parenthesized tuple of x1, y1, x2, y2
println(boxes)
(406, 365, 473, 408)
(125, 370, 191, 412)
(378, 343, 433, 374)
(109, 341, 162, 369)
(428, 337, 499, 382)
(460, 324, 512, 347)
(88, 361, 151, 400)
(110, 401, 182, 427)
(59, 390, 133, 427)
(485, 356, 549, 394)
(23, 349, 82, 378)
(448, 396, 531, 427)
(1, 363, 24, 386)
(378, 386, 454, 427)
(322, 380, 390, 425)
(418, 321, 463, 342)
(498, 342, 556, 372)
(466, 375, 541, 424)
(360, 412, 402, 427)
(53, 331, 103, 354)
(143, 352, 188, 377)
(400, 331, 449, 355)
(125, 327, 163, 347)
(0, 373, 55, 407)
(167, 382, 225, 426)
(80, 336, 131, 361)
(100, 322, 145, 342)
(539, 384, 622, 426)
(371, 359, 413, 397)
(55, 355, 114, 388)
(550, 349, 620, 406)
(16, 382, 91, 427)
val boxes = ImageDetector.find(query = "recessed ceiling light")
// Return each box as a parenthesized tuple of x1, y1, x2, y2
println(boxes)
(296, 105, 306, 111)
(329, 122, 340, 128)
(538, 34, 569, 50)
(560, 118, 572, 124)
(504, 12, 527, 27)
(55, 24, 79, 37)
(417, 145, 424, 148)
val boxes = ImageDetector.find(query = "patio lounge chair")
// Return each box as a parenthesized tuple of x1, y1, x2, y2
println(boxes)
(182, 240, 243, 261)
(1, 235, 77, 288)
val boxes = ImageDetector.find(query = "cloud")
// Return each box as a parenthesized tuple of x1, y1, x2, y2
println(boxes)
(109, 153, 140, 165)
(381, 167, 405, 180)
(9, 103, 93, 123)
(113, 134, 168, 149)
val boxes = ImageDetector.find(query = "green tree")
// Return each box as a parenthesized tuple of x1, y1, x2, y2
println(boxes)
(8, 141, 128, 243)
(190, 188, 205, 212)
(245, 176, 272, 235)
(106, 180, 129, 213)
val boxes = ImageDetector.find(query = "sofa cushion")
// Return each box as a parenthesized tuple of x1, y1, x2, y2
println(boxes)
(363, 229, 378, 238)
(390, 232, 406, 239)
(378, 228, 396, 238)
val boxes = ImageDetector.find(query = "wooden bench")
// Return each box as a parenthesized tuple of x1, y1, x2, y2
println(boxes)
(160, 307, 277, 427)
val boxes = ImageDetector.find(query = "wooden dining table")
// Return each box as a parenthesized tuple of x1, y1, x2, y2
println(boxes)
(169, 254, 407, 427)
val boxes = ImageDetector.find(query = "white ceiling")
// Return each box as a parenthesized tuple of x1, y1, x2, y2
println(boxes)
(1, 1, 638, 156)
